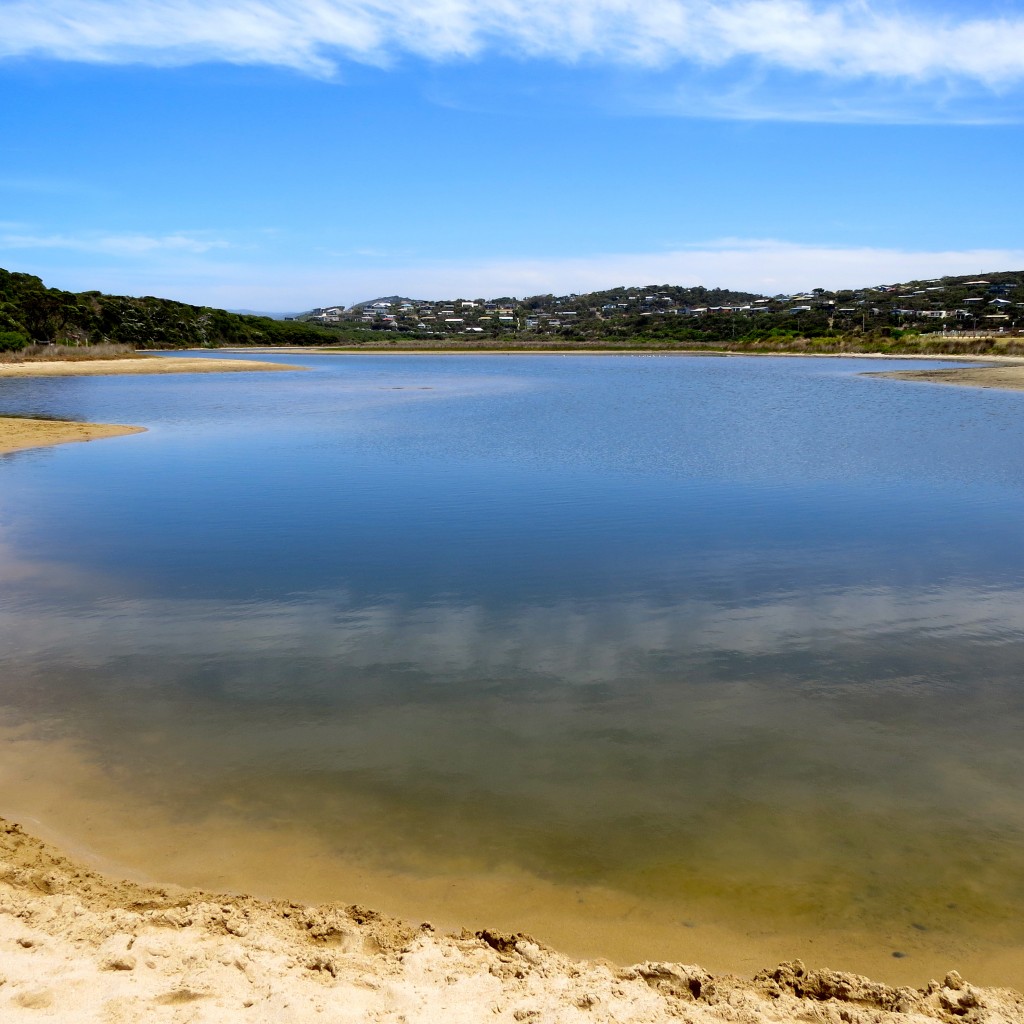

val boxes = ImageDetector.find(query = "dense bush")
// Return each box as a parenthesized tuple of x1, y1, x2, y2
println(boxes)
(0, 330, 29, 351)
(0, 267, 341, 350)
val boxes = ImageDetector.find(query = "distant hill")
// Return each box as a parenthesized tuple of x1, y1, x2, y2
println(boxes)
(347, 295, 433, 310)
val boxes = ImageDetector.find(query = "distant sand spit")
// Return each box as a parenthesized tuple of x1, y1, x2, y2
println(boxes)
(2, 817, 1021, 1023)
(0, 417, 145, 456)
(0, 357, 302, 378)
(869, 364, 1024, 392)
(0, 355, 299, 453)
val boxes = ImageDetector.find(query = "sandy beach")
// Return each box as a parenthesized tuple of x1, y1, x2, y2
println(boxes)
(0, 356, 302, 378)
(0, 417, 146, 456)
(1, 816, 1020, 1023)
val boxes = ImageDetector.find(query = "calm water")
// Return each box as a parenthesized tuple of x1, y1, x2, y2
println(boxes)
(2, 353, 1024, 982)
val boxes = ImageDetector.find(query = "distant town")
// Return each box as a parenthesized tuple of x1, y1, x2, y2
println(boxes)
(294, 272, 1023, 341)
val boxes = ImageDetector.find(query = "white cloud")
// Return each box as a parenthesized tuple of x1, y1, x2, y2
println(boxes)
(3, 0, 1024, 96)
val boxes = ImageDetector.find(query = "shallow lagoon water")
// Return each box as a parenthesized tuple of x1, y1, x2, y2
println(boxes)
(2, 353, 1024, 984)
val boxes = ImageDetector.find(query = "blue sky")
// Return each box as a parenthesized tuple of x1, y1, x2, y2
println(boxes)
(2, 0, 1024, 309)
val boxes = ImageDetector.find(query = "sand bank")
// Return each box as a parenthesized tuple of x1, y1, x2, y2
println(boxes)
(1, 818, 1020, 1023)
(0, 357, 302, 378)
(869, 364, 1024, 392)
(0, 417, 145, 456)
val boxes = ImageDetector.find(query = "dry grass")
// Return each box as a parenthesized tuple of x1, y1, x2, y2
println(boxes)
(0, 343, 142, 364)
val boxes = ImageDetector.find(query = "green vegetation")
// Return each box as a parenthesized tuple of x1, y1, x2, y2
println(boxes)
(0, 268, 347, 350)
(3, 265, 1023, 355)
(303, 273, 1024, 353)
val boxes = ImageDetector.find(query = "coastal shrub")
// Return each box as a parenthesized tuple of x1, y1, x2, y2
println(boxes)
(0, 330, 29, 352)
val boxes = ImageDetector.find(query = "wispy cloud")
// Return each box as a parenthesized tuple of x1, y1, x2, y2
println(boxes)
(0, 176, 91, 195)
(4, 1, 1024, 103)
(0, 230, 231, 256)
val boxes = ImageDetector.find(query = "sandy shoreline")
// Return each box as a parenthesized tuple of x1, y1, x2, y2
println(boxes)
(868, 364, 1024, 392)
(0, 355, 298, 453)
(7, 351, 1024, 396)
(0, 356, 302, 377)
(0, 417, 146, 456)
(1, 816, 1020, 1023)
(220, 346, 1024, 362)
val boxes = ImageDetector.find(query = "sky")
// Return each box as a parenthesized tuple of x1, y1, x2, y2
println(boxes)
(2, 0, 1024, 309)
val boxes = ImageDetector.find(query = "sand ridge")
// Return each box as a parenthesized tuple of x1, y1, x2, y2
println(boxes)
(1, 818, 1021, 1023)
(0, 356, 303, 377)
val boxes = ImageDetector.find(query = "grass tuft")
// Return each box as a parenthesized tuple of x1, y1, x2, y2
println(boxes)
(0, 343, 142, 364)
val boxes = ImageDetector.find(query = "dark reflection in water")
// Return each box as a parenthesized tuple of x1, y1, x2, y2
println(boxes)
(2, 354, 1024, 965)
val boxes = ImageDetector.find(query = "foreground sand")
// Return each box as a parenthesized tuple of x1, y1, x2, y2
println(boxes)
(869, 363, 1024, 392)
(0, 417, 145, 455)
(1, 819, 1020, 1023)
(0, 357, 301, 377)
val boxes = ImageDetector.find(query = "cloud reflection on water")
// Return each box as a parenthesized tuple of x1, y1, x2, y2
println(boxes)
(3, 565, 1024, 853)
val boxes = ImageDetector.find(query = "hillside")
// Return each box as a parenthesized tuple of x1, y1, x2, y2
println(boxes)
(0, 269, 345, 351)
(298, 273, 1024, 351)
(3, 267, 1023, 353)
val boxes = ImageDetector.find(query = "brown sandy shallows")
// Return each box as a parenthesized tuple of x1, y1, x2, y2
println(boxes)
(1, 818, 1021, 1023)
(0, 356, 303, 378)
(0, 417, 146, 456)
(869, 363, 1024, 392)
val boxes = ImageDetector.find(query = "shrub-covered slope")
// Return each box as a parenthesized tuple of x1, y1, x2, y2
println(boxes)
(0, 269, 341, 350)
